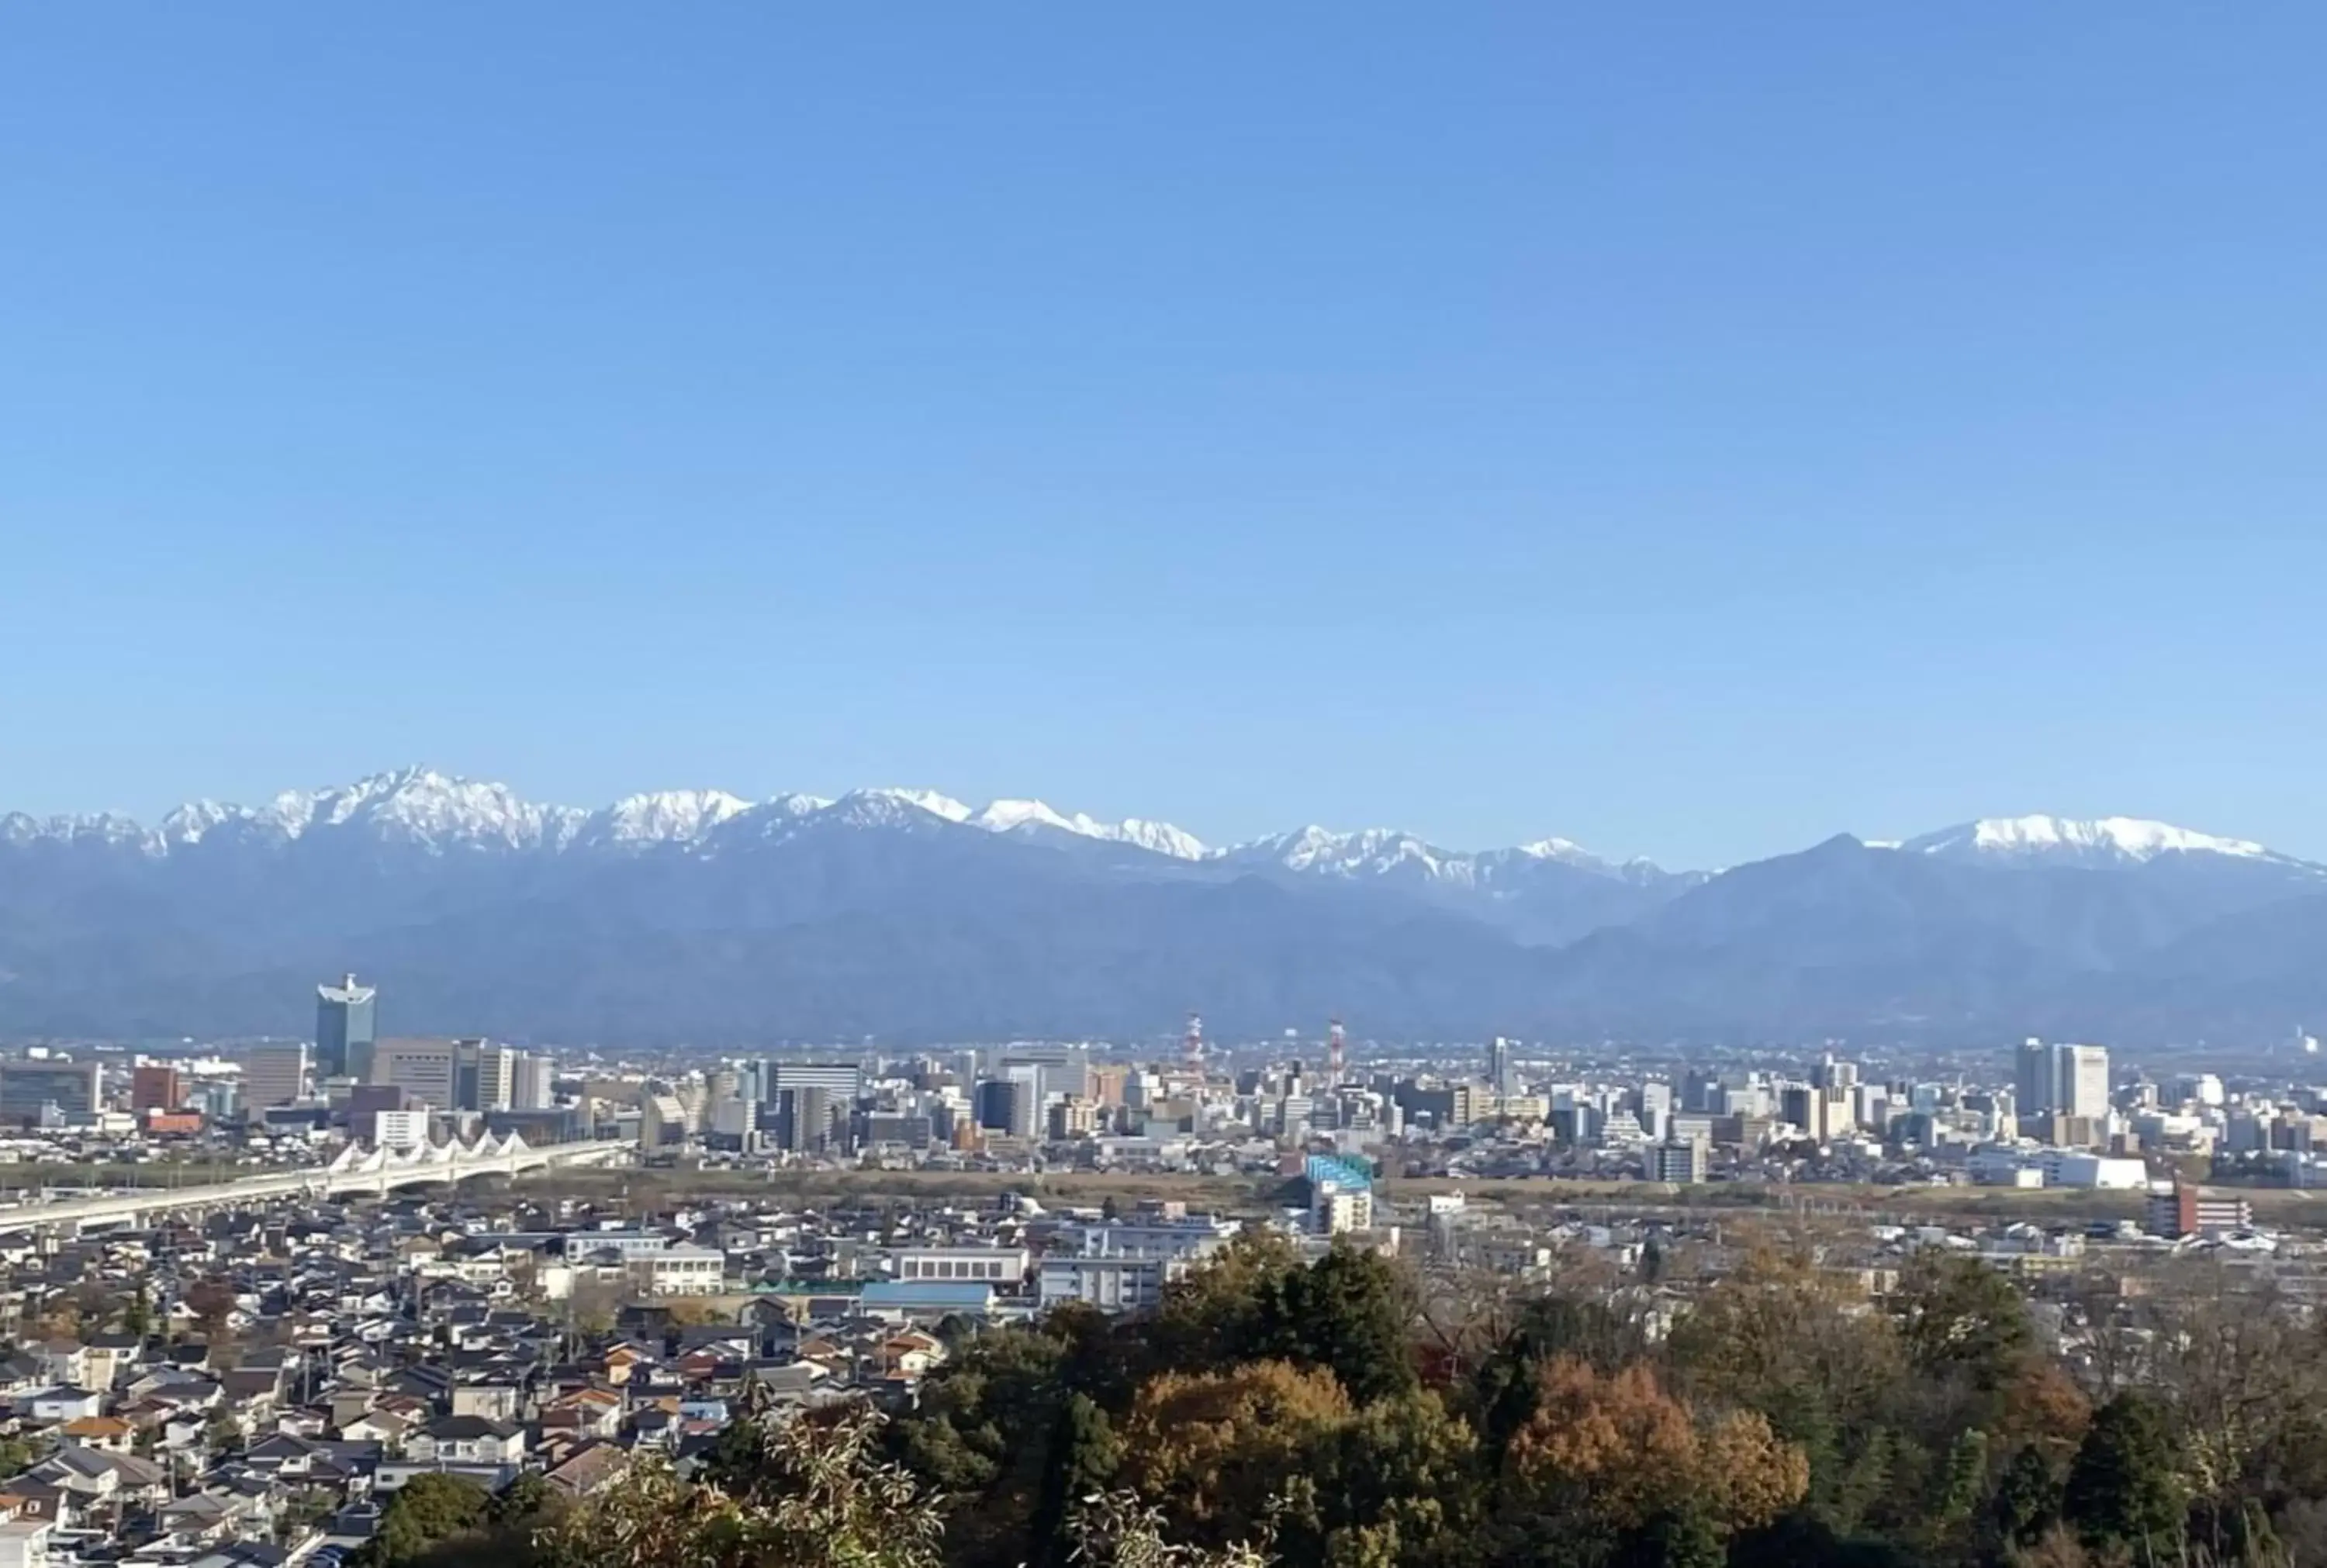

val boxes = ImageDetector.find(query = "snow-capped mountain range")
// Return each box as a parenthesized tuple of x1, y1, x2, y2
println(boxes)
(11, 767, 2307, 883)
(0, 766, 1662, 879)
(5, 769, 2327, 1043)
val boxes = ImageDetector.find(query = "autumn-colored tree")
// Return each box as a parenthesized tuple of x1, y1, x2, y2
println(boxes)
(1121, 1361, 1354, 1531)
(1506, 1357, 1807, 1540)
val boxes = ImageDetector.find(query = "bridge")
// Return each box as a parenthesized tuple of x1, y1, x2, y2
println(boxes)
(0, 1131, 633, 1235)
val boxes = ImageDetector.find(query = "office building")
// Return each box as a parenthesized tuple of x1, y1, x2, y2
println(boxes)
(2058, 1044, 2111, 1121)
(511, 1052, 553, 1111)
(371, 1038, 458, 1110)
(0, 1061, 102, 1127)
(454, 1039, 516, 1113)
(2146, 1182, 2253, 1239)
(2014, 1039, 2053, 1114)
(2014, 1039, 2112, 1128)
(316, 972, 379, 1080)
(371, 1109, 431, 1152)
(765, 1062, 863, 1099)
(1488, 1036, 1514, 1096)
(243, 1043, 311, 1110)
(709, 1096, 758, 1140)
(641, 1093, 690, 1149)
(974, 1075, 1039, 1138)
(863, 1113, 934, 1148)
(775, 1086, 840, 1152)
(131, 1065, 184, 1114)
(1649, 1136, 1709, 1184)
(1048, 1097, 1100, 1140)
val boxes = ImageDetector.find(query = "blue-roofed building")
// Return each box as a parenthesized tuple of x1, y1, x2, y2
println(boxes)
(1305, 1152, 1376, 1235)
(857, 1280, 996, 1322)
(1305, 1152, 1373, 1192)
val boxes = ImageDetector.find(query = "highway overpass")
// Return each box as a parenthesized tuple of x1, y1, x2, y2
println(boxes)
(0, 1131, 633, 1235)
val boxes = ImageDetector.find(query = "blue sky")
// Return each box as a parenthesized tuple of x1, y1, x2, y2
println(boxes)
(5, 5, 2325, 869)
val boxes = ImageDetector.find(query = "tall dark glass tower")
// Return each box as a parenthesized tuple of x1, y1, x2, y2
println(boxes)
(316, 972, 379, 1081)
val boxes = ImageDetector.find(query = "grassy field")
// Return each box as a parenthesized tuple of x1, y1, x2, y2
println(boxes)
(515, 1162, 2327, 1232)
(0, 1161, 253, 1192)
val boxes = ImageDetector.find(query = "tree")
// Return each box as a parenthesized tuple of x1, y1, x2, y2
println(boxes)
(1120, 1361, 1354, 1534)
(1888, 1253, 2031, 1397)
(540, 1404, 942, 1568)
(2063, 1393, 2185, 1560)
(1030, 1394, 1124, 1568)
(1469, 1290, 1650, 1458)
(372, 1473, 493, 1568)
(121, 1281, 151, 1339)
(1258, 1245, 1419, 1406)
(185, 1277, 240, 1343)
(1066, 1490, 1270, 1568)
(1506, 1356, 1807, 1548)
(203, 1405, 243, 1458)
(0, 1435, 41, 1480)
(890, 1322, 1074, 1568)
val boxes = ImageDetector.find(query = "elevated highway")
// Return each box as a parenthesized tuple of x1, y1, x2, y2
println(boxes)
(0, 1132, 632, 1235)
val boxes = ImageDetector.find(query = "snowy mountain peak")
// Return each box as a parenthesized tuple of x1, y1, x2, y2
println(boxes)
(579, 789, 758, 848)
(1900, 814, 2292, 867)
(970, 798, 1210, 859)
(863, 788, 973, 824)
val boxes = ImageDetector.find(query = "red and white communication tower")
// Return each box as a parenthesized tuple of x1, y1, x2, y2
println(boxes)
(1183, 1012, 1205, 1076)
(1328, 1017, 1347, 1083)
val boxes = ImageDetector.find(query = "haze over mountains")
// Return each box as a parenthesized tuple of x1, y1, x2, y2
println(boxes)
(2, 768, 2322, 1046)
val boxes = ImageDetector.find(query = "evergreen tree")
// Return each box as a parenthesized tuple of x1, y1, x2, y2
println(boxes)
(2064, 1393, 2185, 1559)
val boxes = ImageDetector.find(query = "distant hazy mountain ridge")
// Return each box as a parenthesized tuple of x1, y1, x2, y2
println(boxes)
(2, 770, 2322, 1043)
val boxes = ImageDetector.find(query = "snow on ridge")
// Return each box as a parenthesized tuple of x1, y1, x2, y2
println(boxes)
(6, 768, 1681, 878)
(970, 796, 1212, 859)
(1898, 814, 2307, 867)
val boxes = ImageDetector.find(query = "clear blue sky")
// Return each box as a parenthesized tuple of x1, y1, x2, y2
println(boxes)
(5, 5, 2325, 869)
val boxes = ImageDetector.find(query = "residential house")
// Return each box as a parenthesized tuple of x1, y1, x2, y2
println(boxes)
(406, 1416, 525, 1468)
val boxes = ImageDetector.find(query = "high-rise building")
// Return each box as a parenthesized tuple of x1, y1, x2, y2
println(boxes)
(131, 1065, 184, 1114)
(1487, 1037, 1513, 1096)
(641, 1093, 690, 1148)
(0, 1060, 102, 1126)
(455, 1039, 517, 1112)
(2013, 1038, 2111, 1127)
(511, 1052, 554, 1111)
(316, 972, 379, 1081)
(974, 1076, 1038, 1138)
(243, 1044, 311, 1110)
(2058, 1044, 2111, 1121)
(1649, 1136, 1709, 1184)
(776, 1086, 837, 1152)
(372, 1038, 458, 1109)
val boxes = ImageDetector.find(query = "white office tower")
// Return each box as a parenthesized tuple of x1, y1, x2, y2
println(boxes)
(2058, 1044, 2111, 1121)
(2013, 1038, 2111, 1134)
(1637, 1081, 1673, 1141)
(511, 1052, 554, 1111)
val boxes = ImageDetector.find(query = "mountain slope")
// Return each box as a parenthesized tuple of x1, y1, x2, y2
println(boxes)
(1, 772, 2322, 1042)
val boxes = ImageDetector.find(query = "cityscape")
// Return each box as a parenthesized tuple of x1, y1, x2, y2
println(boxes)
(2, 967, 2325, 1565)
(10, 5, 2327, 1566)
